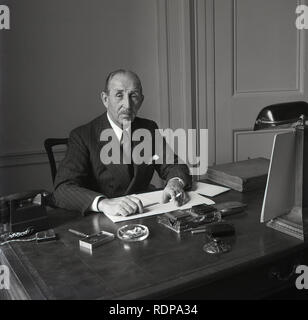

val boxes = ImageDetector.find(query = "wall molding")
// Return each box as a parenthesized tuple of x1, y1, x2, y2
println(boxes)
(156, 0, 171, 129)
(156, 0, 193, 130)
(0, 149, 66, 168)
(156, 0, 217, 176)
(156, 0, 217, 170)
(232, 0, 304, 96)
(191, 0, 216, 167)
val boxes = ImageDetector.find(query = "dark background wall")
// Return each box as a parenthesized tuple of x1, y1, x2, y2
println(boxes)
(0, 0, 163, 194)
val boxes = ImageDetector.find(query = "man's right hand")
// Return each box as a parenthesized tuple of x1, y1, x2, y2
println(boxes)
(98, 196, 143, 216)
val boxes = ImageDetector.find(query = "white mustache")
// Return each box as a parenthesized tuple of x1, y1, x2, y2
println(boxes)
(120, 111, 134, 116)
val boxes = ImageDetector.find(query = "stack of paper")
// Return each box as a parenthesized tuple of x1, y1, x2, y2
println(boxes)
(104, 190, 215, 223)
(192, 182, 230, 197)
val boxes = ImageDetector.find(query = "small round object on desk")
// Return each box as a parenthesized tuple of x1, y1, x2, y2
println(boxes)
(117, 224, 149, 242)
(203, 239, 232, 254)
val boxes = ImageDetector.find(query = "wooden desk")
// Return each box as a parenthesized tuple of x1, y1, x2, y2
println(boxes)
(1, 189, 308, 300)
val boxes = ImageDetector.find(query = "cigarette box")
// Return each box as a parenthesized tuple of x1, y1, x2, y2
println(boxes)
(79, 230, 114, 251)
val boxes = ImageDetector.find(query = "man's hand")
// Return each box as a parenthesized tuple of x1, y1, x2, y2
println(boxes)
(162, 178, 188, 207)
(98, 196, 143, 216)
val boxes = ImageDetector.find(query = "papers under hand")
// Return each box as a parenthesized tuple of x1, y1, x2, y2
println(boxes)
(143, 202, 160, 210)
(103, 190, 215, 223)
(193, 182, 230, 197)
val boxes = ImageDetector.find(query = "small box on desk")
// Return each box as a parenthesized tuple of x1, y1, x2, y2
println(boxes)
(0, 190, 49, 233)
(205, 157, 270, 192)
(157, 205, 220, 234)
(79, 231, 115, 252)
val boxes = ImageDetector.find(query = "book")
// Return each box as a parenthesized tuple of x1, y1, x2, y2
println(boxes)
(205, 158, 270, 192)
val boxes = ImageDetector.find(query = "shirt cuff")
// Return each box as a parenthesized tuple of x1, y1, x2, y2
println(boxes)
(91, 195, 105, 212)
(168, 177, 185, 188)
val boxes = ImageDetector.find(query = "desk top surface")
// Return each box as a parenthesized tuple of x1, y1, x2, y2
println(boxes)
(0, 187, 305, 300)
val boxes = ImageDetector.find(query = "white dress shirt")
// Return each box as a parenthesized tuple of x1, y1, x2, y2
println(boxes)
(106, 112, 130, 143)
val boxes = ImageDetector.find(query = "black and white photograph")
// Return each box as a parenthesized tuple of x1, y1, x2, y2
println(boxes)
(1, 0, 308, 305)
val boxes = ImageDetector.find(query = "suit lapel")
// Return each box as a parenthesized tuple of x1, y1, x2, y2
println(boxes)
(97, 113, 153, 196)
(125, 119, 152, 195)
(98, 113, 132, 192)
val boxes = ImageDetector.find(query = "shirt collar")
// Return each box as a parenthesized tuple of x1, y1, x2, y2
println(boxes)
(107, 112, 130, 142)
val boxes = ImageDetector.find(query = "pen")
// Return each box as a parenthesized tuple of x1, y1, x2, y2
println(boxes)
(184, 225, 208, 233)
(169, 192, 182, 202)
(68, 229, 89, 238)
(143, 202, 159, 209)
(191, 229, 206, 234)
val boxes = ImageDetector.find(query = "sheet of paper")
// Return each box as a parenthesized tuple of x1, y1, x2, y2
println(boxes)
(104, 190, 215, 223)
(192, 182, 230, 197)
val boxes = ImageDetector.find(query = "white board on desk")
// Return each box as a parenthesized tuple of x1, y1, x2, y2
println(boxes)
(104, 190, 215, 223)
(260, 131, 296, 223)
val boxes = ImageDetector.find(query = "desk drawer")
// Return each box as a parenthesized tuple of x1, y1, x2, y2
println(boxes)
(0, 247, 48, 300)
(0, 249, 28, 300)
(168, 249, 308, 299)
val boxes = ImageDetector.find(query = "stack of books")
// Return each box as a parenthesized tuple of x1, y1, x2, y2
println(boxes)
(205, 157, 270, 192)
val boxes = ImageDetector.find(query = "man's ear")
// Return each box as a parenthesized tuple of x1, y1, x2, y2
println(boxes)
(101, 91, 109, 109)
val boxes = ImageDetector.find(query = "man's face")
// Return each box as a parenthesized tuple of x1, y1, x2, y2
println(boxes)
(101, 73, 144, 127)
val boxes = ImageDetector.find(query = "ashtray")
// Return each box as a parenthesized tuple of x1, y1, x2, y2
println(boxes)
(117, 224, 149, 242)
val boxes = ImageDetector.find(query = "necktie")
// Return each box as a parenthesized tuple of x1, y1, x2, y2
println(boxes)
(120, 129, 134, 179)
(121, 129, 131, 164)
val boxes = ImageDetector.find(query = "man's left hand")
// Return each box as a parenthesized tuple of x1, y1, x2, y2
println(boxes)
(162, 178, 188, 207)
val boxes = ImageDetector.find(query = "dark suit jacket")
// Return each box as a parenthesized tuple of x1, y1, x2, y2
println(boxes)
(53, 112, 191, 214)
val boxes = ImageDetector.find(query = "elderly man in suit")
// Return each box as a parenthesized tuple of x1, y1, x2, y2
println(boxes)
(53, 69, 191, 216)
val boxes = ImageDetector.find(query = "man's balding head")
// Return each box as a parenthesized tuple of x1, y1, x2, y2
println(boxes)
(104, 69, 143, 95)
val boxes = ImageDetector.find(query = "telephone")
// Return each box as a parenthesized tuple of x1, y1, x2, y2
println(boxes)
(0, 190, 50, 233)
